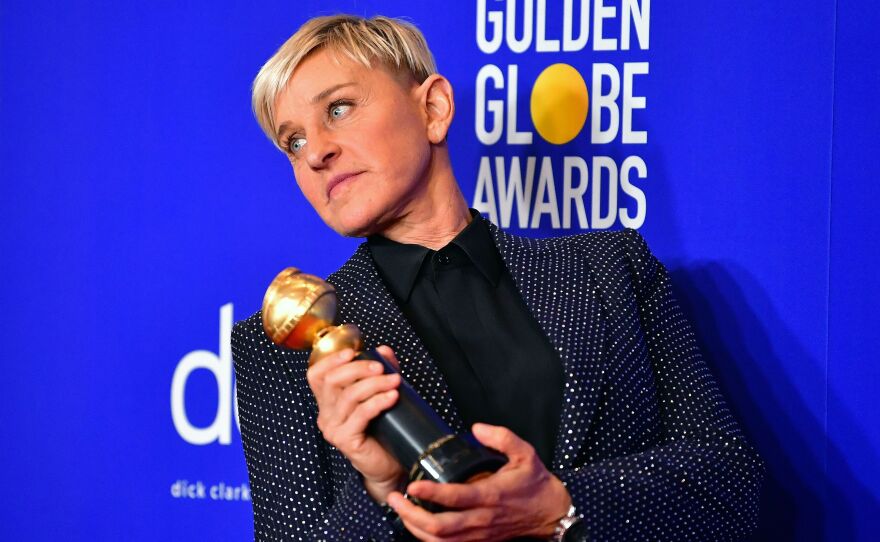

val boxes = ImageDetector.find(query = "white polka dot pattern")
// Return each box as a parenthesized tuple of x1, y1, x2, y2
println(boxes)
(231, 227, 764, 541)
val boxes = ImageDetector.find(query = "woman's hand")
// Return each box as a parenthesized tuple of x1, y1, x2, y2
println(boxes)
(387, 423, 572, 542)
(306, 345, 405, 502)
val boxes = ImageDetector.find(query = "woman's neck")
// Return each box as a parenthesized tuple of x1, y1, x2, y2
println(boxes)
(377, 155, 472, 250)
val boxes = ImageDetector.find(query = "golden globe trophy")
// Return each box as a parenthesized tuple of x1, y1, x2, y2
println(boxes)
(262, 267, 507, 487)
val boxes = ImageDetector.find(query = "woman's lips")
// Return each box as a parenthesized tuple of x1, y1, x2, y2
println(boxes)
(326, 172, 362, 199)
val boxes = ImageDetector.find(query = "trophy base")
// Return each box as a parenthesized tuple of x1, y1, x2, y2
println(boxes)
(407, 433, 507, 512)
(410, 432, 507, 484)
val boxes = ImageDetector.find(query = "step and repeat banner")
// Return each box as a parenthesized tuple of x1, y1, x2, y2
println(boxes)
(2, 0, 878, 540)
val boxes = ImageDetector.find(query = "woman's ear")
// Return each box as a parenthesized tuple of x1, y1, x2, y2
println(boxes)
(418, 74, 455, 144)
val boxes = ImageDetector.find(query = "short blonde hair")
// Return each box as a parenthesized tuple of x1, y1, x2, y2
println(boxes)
(252, 14, 437, 148)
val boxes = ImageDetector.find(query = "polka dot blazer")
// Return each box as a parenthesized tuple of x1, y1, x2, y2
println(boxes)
(231, 226, 764, 541)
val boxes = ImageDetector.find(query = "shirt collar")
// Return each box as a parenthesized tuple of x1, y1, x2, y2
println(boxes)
(367, 210, 502, 302)
(450, 209, 503, 287)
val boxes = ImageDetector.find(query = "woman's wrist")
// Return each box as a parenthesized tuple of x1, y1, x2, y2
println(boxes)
(533, 475, 574, 537)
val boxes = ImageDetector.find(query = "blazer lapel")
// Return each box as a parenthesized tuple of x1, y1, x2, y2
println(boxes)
(490, 226, 605, 471)
(328, 244, 467, 434)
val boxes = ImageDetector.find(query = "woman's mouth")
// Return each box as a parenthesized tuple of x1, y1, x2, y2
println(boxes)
(326, 172, 363, 199)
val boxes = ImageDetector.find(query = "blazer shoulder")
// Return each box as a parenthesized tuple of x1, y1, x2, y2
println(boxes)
(538, 228, 661, 300)
(230, 310, 267, 368)
(549, 227, 648, 253)
(231, 309, 265, 345)
(524, 228, 653, 270)
(493, 220, 644, 253)
(231, 309, 311, 378)
(490, 222, 656, 285)
(325, 242, 373, 292)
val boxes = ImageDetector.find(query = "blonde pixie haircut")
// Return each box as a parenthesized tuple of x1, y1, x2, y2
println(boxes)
(252, 14, 438, 149)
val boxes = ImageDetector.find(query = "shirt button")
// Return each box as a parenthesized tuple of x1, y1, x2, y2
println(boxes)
(437, 253, 451, 265)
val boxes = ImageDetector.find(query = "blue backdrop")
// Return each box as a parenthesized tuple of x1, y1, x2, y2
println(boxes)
(1, 1, 877, 540)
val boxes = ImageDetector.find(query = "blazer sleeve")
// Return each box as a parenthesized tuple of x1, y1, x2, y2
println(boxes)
(555, 229, 765, 541)
(231, 313, 403, 541)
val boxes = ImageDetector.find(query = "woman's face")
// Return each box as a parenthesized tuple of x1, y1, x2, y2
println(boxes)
(273, 48, 434, 237)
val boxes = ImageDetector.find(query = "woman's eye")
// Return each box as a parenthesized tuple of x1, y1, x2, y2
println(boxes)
(289, 137, 306, 154)
(330, 104, 350, 119)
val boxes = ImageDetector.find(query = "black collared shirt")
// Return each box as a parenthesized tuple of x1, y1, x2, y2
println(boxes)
(368, 212, 563, 467)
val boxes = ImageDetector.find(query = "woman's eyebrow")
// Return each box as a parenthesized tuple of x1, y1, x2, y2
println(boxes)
(310, 82, 357, 105)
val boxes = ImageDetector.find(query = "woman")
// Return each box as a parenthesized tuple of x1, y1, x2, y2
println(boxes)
(232, 14, 764, 541)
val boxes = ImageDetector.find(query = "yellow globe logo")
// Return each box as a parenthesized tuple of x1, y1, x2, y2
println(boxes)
(530, 63, 589, 145)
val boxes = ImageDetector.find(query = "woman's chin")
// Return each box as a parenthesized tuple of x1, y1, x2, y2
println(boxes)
(327, 210, 383, 239)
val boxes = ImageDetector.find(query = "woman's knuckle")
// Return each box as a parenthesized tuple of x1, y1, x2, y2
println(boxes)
(367, 395, 388, 415)
(423, 519, 443, 536)
(479, 508, 496, 527)
(485, 486, 501, 506)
